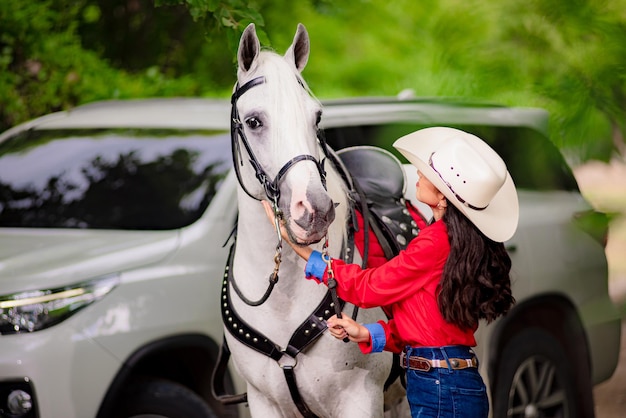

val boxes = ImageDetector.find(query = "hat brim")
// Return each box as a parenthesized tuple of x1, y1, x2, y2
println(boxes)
(393, 128, 519, 242)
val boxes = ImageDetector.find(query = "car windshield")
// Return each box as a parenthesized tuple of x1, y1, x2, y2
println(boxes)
(0, 128, 232, 230)
(324, 122, 579, 191)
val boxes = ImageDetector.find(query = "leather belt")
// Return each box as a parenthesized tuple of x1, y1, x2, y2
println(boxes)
(400, 351, 478, 372)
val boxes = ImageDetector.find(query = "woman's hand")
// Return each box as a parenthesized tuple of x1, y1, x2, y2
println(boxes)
(327, 314, 370, 343)
(261, 200, 313, 261)
(262, 200, 290, 242)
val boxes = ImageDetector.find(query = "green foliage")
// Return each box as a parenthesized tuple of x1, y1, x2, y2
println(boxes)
(156, 0, 267, 48)
(0, 1, 207, 131)
(481, 0, 626, 162)
(2, 0, 625, 163)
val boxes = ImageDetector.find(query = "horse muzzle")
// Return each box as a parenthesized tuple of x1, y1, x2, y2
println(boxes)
(286, 198, 336, 244)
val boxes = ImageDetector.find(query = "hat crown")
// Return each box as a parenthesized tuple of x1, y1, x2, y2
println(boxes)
(392, 126, 519, 242)
(430, 138, 507, 209)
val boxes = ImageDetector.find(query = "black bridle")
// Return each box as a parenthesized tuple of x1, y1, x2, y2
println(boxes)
(222, 75, 362, 417)
(230, 75, 328, 205)
(229, 75, 334, 308)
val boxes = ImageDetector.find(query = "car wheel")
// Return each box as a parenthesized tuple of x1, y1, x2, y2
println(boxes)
(492, 329, 580, 418)
(116, 378, 218, 418)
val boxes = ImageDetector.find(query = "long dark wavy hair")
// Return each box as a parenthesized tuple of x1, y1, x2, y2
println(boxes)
(438, 203, 515, 330)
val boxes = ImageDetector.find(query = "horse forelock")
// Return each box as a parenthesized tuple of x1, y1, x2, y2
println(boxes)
(239, 52, 320, 161)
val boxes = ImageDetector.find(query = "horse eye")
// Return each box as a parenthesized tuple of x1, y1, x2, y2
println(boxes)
(246, 117, 263, 129)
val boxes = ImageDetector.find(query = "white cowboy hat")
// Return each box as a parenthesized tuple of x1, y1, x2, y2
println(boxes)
(393, 127, 519, 242)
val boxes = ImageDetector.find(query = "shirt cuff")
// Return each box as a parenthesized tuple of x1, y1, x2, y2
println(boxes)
(304, 250, 326, 283)
(359, 323, 386, 354)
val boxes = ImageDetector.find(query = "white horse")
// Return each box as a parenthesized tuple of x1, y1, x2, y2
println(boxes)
(221, 23, 405, 417)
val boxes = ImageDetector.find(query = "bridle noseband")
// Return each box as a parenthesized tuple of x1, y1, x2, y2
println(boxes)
(230, 75, 328, 205)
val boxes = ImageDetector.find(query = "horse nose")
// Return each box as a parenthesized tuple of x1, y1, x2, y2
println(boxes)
(293, 194, 336, 230)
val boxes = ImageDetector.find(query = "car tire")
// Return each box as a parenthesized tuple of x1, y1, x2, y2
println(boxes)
(492, 328, 581, 418)
(116, 377, 218, 418)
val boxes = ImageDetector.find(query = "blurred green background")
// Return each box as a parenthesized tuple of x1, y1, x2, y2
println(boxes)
(2, 1, 625, 305)
(2, 0, 626, 164)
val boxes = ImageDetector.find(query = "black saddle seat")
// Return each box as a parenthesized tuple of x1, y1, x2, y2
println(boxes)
(337, 146, 427, 259)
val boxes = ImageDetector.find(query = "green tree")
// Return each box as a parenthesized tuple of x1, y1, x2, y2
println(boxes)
(2, 0, 625, 163)
(155, 0, 267, 47)
(0, 1, 209, 132)
(478, 0, 626, 162)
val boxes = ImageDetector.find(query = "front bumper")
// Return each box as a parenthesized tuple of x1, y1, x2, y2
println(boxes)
(0, 322, 120, 418)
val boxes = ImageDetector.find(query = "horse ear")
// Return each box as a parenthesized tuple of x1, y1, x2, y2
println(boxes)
(238, 23, 260, 73)
(285, 23, 310, 73)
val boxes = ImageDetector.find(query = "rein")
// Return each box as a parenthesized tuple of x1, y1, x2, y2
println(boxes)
(230, 206, 283, 306)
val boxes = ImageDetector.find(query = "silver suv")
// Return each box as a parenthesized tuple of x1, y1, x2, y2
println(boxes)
(0, 97, 620, 418)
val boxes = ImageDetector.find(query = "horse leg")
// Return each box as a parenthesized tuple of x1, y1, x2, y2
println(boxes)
(246, 385, 287, 418)
(384, 379, 411, 417)
(331, 380, 410, 418)
(332, 385, 385, 418)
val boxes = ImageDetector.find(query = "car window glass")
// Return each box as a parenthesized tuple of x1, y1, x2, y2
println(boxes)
(323, 123, 578, 191)
(0, 129, 232, 230)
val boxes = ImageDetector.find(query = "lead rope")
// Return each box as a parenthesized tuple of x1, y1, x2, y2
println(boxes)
(322, 238, 350, 343)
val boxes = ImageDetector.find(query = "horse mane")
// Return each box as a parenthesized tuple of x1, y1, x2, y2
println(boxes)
(324, 158, 350, 255)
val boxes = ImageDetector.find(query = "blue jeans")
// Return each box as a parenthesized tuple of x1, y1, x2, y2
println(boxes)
(404, 345, 488, 418)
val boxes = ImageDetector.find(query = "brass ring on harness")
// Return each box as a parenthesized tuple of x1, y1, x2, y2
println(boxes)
(278, 353, 298, 369)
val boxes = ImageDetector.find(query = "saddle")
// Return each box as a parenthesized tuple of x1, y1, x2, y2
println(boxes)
(336, 145, 428, 264)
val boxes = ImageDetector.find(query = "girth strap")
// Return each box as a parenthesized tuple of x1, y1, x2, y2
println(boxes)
(283, 365, 318, 418)
(211, 337, 247, 405)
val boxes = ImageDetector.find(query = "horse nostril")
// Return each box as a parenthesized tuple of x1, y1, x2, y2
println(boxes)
(294, 205, 314, 229)
(293, 197, 335, 230)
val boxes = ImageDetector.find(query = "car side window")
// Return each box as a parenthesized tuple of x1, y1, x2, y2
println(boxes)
(323, 123, 578, 192)
(0, 129, 232, 230)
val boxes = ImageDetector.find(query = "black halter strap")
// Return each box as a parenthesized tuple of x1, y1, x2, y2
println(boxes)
(230, 76, 328, 203)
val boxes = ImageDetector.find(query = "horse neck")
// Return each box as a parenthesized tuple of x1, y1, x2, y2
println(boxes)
(234, 192, 321, 297)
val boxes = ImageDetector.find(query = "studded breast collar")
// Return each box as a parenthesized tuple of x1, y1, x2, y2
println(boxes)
(220, 243, 345, 361)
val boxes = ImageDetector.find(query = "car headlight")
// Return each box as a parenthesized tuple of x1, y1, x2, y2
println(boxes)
(0, 275, 119, 335)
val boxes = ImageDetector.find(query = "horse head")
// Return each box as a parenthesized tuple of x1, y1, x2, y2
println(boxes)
(231, 23, 336, 245)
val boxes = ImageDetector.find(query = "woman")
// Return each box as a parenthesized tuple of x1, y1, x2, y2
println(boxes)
(263, 127, 517, 418)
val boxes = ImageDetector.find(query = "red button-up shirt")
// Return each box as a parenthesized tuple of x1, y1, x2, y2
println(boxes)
(320, 219, 477, 353)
